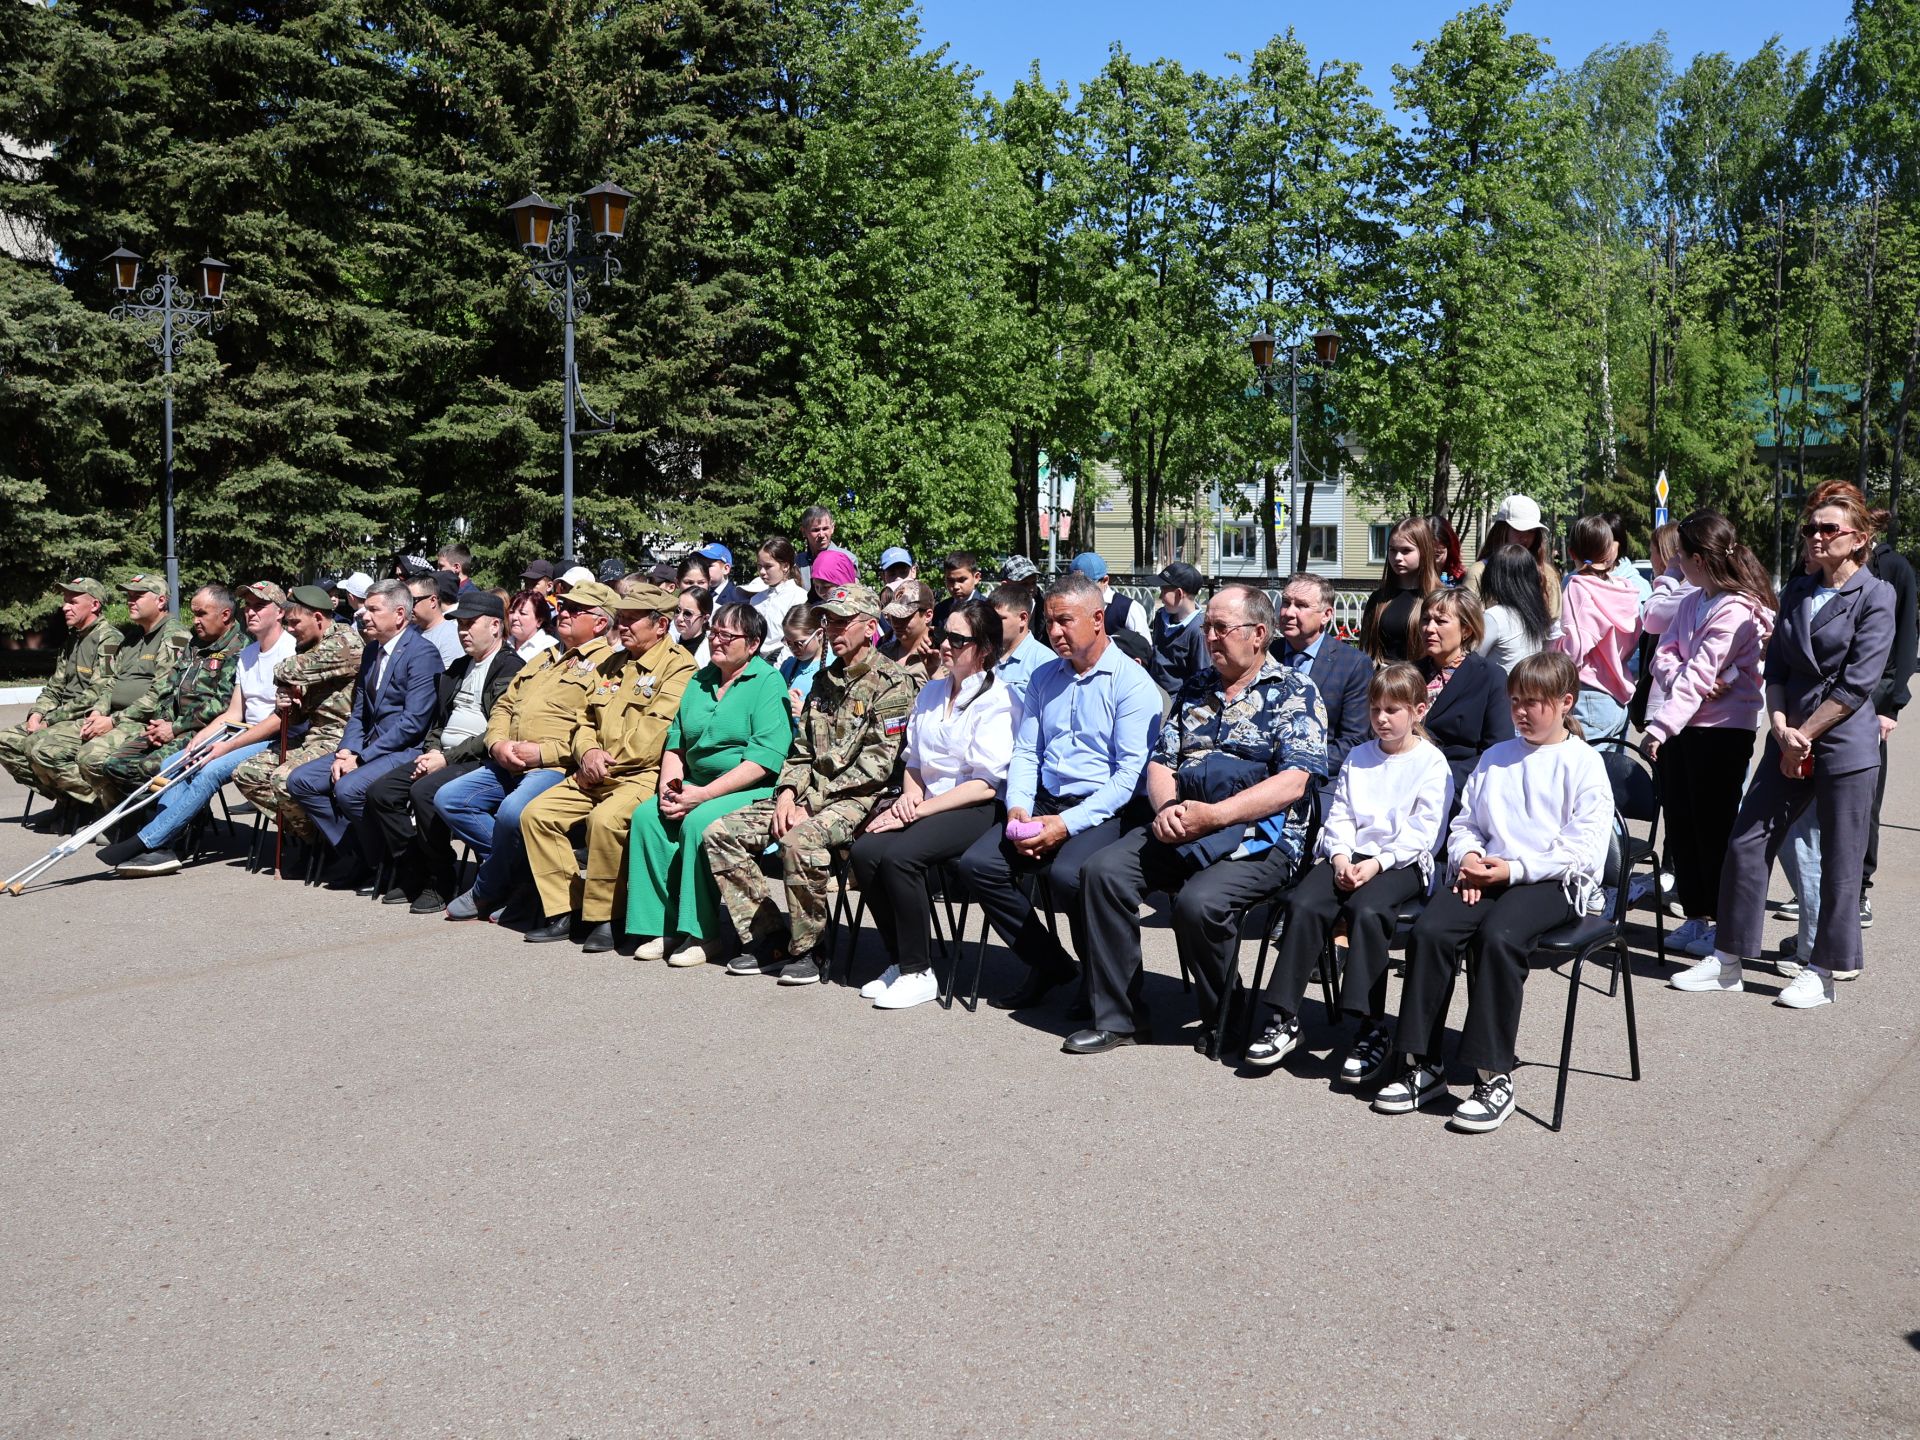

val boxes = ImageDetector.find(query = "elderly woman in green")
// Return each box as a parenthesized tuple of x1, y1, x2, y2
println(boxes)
(628, 603, 794, 965)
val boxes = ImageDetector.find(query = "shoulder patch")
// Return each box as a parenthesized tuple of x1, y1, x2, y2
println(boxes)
(883, 714, 909, 738)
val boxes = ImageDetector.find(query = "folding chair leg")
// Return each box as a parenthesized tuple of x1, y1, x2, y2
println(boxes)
(1619, 939, 1641, 1080)
(1553, 952, 1587, 1133)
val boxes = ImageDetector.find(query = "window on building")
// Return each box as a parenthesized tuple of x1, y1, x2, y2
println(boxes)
(1368, 522, 1392, 565)
(1218, 523, 1258, 562)
(1304, 525, 1338, 562)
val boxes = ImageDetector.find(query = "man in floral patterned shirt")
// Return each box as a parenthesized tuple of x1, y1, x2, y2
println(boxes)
(1072, 583, 1328, 1056)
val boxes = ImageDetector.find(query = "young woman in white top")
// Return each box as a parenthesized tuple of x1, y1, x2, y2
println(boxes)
(1378, 651, 1612, 1133)
(750, 536, 808, 659)
(1244, 663, 1454, 1082)
(848, 601, 1019, 1011)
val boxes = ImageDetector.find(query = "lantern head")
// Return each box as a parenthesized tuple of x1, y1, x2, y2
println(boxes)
(1312, 326, 1341, 366)
(505, 192, 561, 254)
(582, 180, 634, 243)
(194, 256, 232, 303)
(1247, 327, 1276, 374)
(104, 247, 143, 294)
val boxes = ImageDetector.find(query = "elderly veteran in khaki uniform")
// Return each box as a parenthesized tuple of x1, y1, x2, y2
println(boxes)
(441, 579, 621, 921)
(0, 578, 123, 806)
(233, 585, 366, 842)
(520, 583, 697, 952)
(40, 574, 191, 807)
(704, 582, 917, 986)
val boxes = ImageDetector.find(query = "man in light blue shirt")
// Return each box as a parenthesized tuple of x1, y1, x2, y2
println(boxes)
(990, 583, 1058, 708)
(958, 572, 1162, 1011)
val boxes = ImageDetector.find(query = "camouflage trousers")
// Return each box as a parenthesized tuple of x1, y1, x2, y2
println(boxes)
(701, 794, 873, 956)
(71, 720, 153, 808)
(24, 717, 105, 805)
(233, 738, 338, 843)
(0, 721, 52, 795)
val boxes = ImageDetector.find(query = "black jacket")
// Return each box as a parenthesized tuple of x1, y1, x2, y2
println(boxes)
(1150, 610, 1207, 692)
(1868, 542, 1917, 720)
(1423, 650, 1514, 802)
(424, 647, 526, 764)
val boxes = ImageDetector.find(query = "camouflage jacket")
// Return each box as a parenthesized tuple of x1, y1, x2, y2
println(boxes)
(148, 624, 247, 735)
(34, 619, 124, 724)
(276, 621, 365, 750)
(104, 618, 192, 719)
(777, 650, 917, 811)
(570, 638, 698, 784)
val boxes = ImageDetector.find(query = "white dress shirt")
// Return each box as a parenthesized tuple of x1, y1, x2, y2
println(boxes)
(904, 670, 1019, 797)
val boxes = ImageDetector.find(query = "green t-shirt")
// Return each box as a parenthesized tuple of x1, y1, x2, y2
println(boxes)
(667, 655, 793, 785)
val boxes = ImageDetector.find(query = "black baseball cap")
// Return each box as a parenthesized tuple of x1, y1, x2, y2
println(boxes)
(447, 592, 505, 621)
(520, 559, 555, 582)
(1155, 562, 1205, 594)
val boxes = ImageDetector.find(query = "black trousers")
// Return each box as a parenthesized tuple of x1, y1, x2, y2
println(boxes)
(1656, 726, 1756, 921)
(362, 757, 481, 899)
(1261, 860, 1427, 1023)
(1078, 828, 1297, 1034)
(1862, 736, 1890, 892)
(1398, 880, 1573, 1075)
(952, 791, 1133, 982)
(849, 801, 999, 976)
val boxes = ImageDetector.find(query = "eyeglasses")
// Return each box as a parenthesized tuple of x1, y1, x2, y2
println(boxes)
(1800, 522, 1856, 539)
(1201, 620, 1259, 639)
(936, 629, 979, 648)
(708, 627, 747, 644)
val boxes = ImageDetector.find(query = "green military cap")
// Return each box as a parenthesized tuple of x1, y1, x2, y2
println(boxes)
(815, 582, 883, 620)
(238, 580, 288, 607)
(121, 573, 168, 597)
(609, 582, 678, 615)
(287, 584, 335, 611)
(59, 577, 109, 603)
(557, 579, 620, 613)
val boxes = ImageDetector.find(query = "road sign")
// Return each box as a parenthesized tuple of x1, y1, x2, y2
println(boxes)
(1654, 505, 1669, 526)
(1655, 469, 1669, 505)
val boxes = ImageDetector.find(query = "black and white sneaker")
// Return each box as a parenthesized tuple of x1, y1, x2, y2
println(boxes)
(777, 953, 822, 986)
(725, 953, 775, 976)
(115, 848, 182, 877)
(1859, 898, 1873, 929)
(1243, 1014, 1302, 1068)
(1372, 1061, 1445, 1114)
(1337, 1024, 1394, 1087)
(1449, 1073, 1516, 1133)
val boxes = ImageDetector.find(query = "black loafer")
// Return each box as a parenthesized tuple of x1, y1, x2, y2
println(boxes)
(1062, 1028, 1137, 1055)
(579, 922, 616, 955)
(989, 971, 1072, 1011)
(523, 914, 575, 944)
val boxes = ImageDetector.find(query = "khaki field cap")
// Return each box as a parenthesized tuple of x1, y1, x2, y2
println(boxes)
(610, 583, 678, 616)
(287, 584, 335, 611)
(239, 581, 288, 607)
(557, 579, 620, 613)
(122, 573, 167, 598)
(816, 583, 883, 621)
(59, 577, 109, 604)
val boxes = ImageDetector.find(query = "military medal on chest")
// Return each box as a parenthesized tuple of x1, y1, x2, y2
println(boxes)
(635, 673, 656, 697)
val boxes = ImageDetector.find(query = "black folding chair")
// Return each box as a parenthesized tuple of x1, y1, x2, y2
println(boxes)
(1592, 738, 1664, 980)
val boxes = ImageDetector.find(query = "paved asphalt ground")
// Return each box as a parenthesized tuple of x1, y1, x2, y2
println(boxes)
(2, 700, 1916, 1438)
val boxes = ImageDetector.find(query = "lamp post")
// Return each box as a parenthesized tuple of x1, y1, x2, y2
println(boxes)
(104, 248, 231, 614)
(505, 181, 634, 567)
(1248, 324, 1340, 574)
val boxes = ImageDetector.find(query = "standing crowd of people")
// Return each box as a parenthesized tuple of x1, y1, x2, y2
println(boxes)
(3, 484, 1912, 1134)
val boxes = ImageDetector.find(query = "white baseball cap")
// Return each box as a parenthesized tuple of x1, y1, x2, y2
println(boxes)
(559, 565, 596, 588)
(1493, 495, 1545, 534)
(336, 571, 373, 600)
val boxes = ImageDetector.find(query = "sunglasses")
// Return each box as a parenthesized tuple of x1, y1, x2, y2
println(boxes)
(1800, 522, 1855, 538)
(936, 629, 979, 648)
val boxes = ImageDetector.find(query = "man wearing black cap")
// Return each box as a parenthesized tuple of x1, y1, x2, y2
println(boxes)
(1149, 561, 1207, 691)
(520, 560, 556, 599)
(407, 571, 463, 669)
(360, 590, 524, 909)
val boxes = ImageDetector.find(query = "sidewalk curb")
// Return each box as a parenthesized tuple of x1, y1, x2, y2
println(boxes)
(0, 685, 44, 706)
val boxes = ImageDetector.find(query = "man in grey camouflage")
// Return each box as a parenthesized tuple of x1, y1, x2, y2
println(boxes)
(233, 586, 365, 843)
(35, 574, 191, 807)
(705, 582, 916, 985)
(0, 577, 123, 804)
(86, 583, 246, 809)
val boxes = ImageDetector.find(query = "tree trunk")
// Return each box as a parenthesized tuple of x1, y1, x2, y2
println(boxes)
(1294, 476, 1317, 573)
(1768, 200, 1788, 578)
(1597, 236, 1618, 485)
(1430, 434, 1453, 519)
(1857, 188, 1881, 490)
(1886, 289, 1920, 547)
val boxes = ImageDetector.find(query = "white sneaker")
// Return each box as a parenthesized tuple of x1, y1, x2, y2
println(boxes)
(859, 964, 901, 1000)
(1776, 967, 1835, 1008)
(1668, 918, 1715, 956)
(666, 937, 711, 968)
(634, 934, 672, 961)
(873, 969, 939, 1010)
(1671, 955, 1744, 992)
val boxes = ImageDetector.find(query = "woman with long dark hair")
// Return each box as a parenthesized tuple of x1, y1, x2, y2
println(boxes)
(1477, 544, 1551, 672)
(1467, 494, 1562, 623)
(1359, 519, 1440, 665)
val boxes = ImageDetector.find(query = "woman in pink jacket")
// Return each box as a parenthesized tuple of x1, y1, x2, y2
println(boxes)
(1556, 515, 1644, 741)
(1640, 511, 1777, 961)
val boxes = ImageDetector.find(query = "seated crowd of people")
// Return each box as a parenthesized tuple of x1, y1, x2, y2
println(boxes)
(4, 484, 1912, 1135)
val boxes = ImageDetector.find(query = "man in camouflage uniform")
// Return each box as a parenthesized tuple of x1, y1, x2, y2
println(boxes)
(706, 582, 916, 986)
(0, 577, 123, 805)
(35, 574, 191, 807)
(441, 580, 621, 920)
(520, 583, 696, 952)
(85, 584, 246, 810)
(233, 586, 365, 843)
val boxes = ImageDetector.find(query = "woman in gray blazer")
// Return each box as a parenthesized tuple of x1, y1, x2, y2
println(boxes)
(1673, 484, 1896, 1008)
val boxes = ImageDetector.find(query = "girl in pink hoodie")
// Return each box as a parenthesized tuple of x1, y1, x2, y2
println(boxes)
(1556, 515, 1644, 741)
(1640, 512, 1777, 961)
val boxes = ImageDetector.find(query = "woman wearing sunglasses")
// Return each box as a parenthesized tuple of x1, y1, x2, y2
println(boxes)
(849, 601, 1018, 1010)
(1675, 484, 1895, 1008)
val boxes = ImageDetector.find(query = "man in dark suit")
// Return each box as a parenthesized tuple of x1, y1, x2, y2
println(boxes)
(1270, 572, 1371, 780)
(360, 591, 526, 910)
(287, 578, 442, 878)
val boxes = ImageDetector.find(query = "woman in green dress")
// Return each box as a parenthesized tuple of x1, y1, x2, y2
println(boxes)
(627, 603, 794, 965)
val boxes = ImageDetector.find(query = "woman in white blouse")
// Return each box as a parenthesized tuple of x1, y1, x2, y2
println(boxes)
(509, 590, 561, 665)
(849, 601, 1019, 1010)
(750, 536, 808, 659)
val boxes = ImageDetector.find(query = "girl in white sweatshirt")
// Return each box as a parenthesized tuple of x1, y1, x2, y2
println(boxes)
(1245, 664, 1454, 1083)
(1375, 652, 1612, 1133)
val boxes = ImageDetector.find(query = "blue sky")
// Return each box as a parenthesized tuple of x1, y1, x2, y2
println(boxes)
(915, 0, 1853, 110)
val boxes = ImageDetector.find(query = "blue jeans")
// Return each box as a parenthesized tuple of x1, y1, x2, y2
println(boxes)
(136, 741, 271, 850)
(1778, 808, 1820, 953)
(1572, 685, 1628, 744)
(434, 761, 567, 901)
